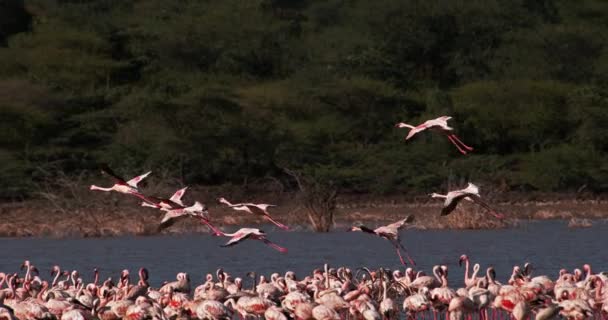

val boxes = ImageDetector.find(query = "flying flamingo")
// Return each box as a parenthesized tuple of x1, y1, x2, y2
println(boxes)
(216, 228, 288, 253)
(395, 116, 474, 154)
(158, 202, 223, 236)
(217, 197, 290, 230)
(347, 216, 416, 266)
(430, 183, 504, 219)
(90, 165, 152, 202)
(141, 187, 188, 209)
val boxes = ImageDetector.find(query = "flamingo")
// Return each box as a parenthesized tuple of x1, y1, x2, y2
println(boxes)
(216, 228, 288, 253)
(430, 183, 504, 219)
(395, 116, 473, 154)
(157, 202, 223, 236)
(347, 216, 416, 266)
(459, 255, 484, 288)
(141, 187, 188, 209)
(217, 197, 290, 230)
(89, 165, 152, 203)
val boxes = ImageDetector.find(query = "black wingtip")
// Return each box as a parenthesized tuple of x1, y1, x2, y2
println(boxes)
(405, 215, 414, 223)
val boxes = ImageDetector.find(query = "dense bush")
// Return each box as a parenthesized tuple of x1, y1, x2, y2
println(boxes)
(1, 0, 608, 199)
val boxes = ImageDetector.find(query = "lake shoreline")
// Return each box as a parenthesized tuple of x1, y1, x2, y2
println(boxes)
(1, 192, 607, 238)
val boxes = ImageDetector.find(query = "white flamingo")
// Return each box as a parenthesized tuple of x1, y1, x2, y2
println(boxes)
(89, 165, 152, 203)
(395, 116, 473, 154)
(348, 216, 416, 266)
(158, 202, 223, 236)
(217, 197, 290, 230)
(141, 187, 188, 209)
(216, 228, 288, 253)
(430, 183, 504, 219)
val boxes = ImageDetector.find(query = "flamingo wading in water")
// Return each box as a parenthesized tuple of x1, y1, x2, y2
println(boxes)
(430, 183, 504, 219)
(217, 197, 290, 230)
(89, 165, 152, 202)
(395, 116, 474, 154)
(216, 228, 288, 253)
(348, 216, 416, 266)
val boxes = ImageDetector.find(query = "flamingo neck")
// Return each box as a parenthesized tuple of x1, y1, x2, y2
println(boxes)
(51, 269, 60, 287)
(432, 266, 442, 283)
(90, 185, 113, 191)
(398, 123, 415, 129)
(463, 259, 470, 284)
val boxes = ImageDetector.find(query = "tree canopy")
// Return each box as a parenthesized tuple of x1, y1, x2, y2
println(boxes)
(1, 0, 608, 199)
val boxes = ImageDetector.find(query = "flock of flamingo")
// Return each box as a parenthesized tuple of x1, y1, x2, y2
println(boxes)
(88, 116, 505, 265)
(1, 259, 606, 320)
(5, 116, 599, 320)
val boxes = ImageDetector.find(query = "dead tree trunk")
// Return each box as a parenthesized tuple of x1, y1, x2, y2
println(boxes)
(283, 168, 338, 232)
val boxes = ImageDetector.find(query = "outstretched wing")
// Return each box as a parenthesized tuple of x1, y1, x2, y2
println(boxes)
(100, 164, 126, 183)
(386, 215, 415, 230)
(221, 232, 251, 247)
(441, 193, 466, 216)
(169, 187, 188, 205)
(470, 196, 504, 219)
(126, 171, 151, 188)
(158, 210, 187, 231)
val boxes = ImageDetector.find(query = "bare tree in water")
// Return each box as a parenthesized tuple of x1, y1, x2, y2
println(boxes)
(283, 168, 338, 232)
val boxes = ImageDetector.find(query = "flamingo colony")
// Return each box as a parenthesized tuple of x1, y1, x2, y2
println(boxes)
(0, 259, 607, 320)
(5, 116, 592, 319)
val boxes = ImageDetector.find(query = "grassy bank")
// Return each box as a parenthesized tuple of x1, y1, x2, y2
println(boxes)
(1, 189, 607, 238)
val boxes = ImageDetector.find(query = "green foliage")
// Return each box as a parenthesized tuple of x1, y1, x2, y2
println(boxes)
(1, 0, 608, 199)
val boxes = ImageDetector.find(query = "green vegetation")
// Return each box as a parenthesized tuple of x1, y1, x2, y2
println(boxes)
(1, 0, 608, 199)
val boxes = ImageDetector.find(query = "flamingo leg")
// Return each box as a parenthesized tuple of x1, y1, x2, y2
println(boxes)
(263, 215, 290, 231)
(261, 238, 288, 253)
(128, 191, 155, 204)
(198, 217, 223, 236)
(449, 134, 474, 151)
(395, 246, 407, 266)
(446, 135, 468, 155)
(396, 240, 417, 266)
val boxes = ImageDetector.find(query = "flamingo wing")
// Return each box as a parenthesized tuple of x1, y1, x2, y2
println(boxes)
(126, 171, 151, 188)
(169, 187, 188, 205)
(100, 164, 126, 183)
(358, 225, 377, 235)
(158, 210, 188, 230)
(440, 194, 466, 216)
(469, 195, 504, 219)
(221, 232, 251, 247)
(385, 215, 414, 230)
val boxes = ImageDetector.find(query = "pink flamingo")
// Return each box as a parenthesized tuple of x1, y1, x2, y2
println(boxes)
(217, 197, 290, 230)
(430, 183, 504, 219)
(347, 216, 416, 266)
(158, 202, 223, 236)
(216, 228, 288, 253)
(141, 187, 188, 209)
(90, 165, 152, 203)
(395, 116, 473, 154)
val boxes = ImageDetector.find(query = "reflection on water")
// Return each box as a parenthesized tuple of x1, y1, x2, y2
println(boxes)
(0, 220, 606, 287)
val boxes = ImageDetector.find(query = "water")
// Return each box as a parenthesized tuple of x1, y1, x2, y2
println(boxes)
(0, 220, 606, 287)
